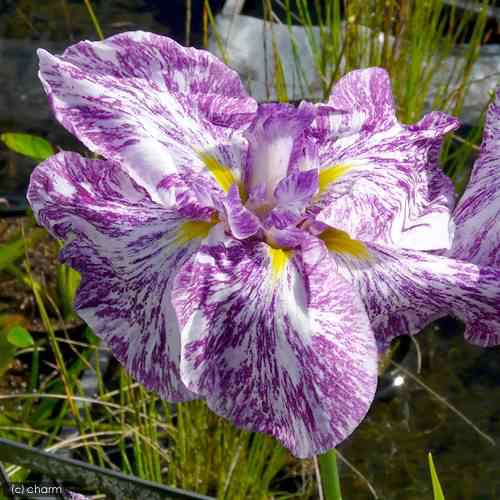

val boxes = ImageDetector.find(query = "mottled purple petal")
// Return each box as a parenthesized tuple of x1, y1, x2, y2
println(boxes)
(172, 228, 377, 458)
(222, 184, 261, 239)
(449, 92, 500, 267)
(311, 68, 397, 139)
(27, 151, 217, 401)
(288, 133, 320, 173)
(265, 169, 319, 229)
(274, 168, 319, 204)
(243, 101, 316, 197)
(266, 226, 309, 249)
(333, 243, 500, 350)
(196, 94, 258, 129)
(312, 111, 459, 251)
(38, 31, 256, 204)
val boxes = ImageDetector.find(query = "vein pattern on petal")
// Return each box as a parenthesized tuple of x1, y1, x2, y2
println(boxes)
(312, 111, 459, 251)
(37, 31, 256, 206)
(28, 151, 213, 401)
(172, 231, 377, 458)
(333, 243, 500, 350)
(449, 91, 500, 267)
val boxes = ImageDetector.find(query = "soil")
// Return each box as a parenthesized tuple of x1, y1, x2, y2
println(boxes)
(0, 215, 81, 332)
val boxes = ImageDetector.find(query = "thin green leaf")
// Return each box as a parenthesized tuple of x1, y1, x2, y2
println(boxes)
(83, 0, 104, 40)
(6, 326, 34, 348)
(428, 452, 446, 500)
(0, 337, 16, 377)
(56, 260, 81, 320)
(1, 132, 54, 160)
(272, 40, 289, 103)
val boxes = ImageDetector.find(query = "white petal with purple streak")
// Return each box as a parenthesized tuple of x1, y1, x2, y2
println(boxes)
(312, 111, 459, 251)
(28, 151, 216, 401)
(38, 31, 256, 205)
(243, 102, 316, 198)
(449, 92, 500, 267)
(264, 169, 319, 230)
(172, 229, 377, 458)
(311, 68, 397, 140)
(332, 243, 500, 350)
(222, 184, 261, 239)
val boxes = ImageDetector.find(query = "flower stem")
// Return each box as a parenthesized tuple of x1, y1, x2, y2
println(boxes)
(318, 449, 343, 500)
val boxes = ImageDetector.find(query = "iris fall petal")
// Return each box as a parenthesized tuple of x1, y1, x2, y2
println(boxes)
(331, 243, 500, 350)
(38, 31, 256, 206)
(28, 151, 217, 401)
(449, 92, 500, 267)
(172, 229, 378, 458)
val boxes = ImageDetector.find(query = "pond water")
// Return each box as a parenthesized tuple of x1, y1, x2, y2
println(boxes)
(1, 2, 499, 499)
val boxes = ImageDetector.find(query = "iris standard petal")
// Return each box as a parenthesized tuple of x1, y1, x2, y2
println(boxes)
(449, 92, 500, 267)
(171, 228, 378, 458)
(312, 110, 459, 251)
(243, 102, 316, 197)
(288, 133, 320, 173)
(28, 151, 217, 401)
(331, 243, 500, 351)
(38, 31, 256, 204)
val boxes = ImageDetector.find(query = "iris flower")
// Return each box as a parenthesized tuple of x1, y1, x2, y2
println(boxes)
(28, 32, 500, 458)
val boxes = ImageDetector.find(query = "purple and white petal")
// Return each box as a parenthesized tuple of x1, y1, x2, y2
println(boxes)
(28, 151, 216, 401)
(288, 133, 320, 173)
(172, 228, 377, 458)
(222, 184, 261, 239)
(243, 102, 316, 197)
(266, 226, 310, 249)
(333, 243, 500, 351)
(312, 111, 459, 251)
(311, 68, 397, 139)
(38, 31, 255, 204)
(449, 92, 500, 267)
(265, 169, 318, 229)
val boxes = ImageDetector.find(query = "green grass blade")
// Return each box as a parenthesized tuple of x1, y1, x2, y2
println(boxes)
(0, 317, 21, 377)
(428, 452, 446, 500)
(272, 39, 289, 103)
(204, 0, 229, 65)
(83, 0, 104, 40)
(56, 260, 81, 320)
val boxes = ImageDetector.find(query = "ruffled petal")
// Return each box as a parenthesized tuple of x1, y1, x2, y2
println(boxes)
(332, 243, 500, 350)
(449, 92, 500, 267)
(311, 111, 459, 251)
(311, 68, 397, 140)
(28, 151, 217, 401)
(38, 31, 256, 204)
(172, 229, 377, 458)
